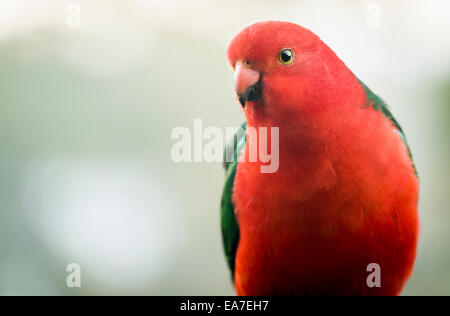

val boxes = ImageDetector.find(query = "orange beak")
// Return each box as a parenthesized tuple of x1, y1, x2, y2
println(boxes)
(234, 61, 261, 108)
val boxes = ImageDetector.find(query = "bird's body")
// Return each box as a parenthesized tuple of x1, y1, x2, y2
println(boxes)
(221, 21, 419, 296)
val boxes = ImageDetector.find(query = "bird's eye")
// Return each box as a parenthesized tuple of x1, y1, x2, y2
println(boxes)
(279, 49, 294, 65)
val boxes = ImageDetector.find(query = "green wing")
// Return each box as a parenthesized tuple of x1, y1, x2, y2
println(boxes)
(358, 79, 418, 176)
(221, 122, 246, 279)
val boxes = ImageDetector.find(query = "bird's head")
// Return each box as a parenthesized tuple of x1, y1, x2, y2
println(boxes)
(227, 21, 360, 126)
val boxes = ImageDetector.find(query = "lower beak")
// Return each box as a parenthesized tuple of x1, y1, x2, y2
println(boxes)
(234, 62, 262, 108)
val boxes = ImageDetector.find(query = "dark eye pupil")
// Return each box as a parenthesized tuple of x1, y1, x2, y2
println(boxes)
(280, 50, 292, 63)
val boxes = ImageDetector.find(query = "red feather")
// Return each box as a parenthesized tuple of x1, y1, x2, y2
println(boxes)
(228, 22, 419, 296)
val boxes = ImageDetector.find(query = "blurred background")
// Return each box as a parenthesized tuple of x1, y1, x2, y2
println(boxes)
(0, 0, 449, 295)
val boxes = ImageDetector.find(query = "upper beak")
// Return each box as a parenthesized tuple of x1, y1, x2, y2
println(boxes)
(234, 62, 262, 108)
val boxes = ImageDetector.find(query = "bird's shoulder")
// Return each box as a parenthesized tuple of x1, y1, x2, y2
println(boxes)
(220, 122, 246, 279)
(357, 78, 417, 176)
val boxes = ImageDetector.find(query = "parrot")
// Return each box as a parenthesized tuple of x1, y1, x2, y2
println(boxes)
(221, 21, 419, 296)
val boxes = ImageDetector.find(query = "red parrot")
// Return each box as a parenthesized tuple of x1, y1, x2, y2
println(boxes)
(221, 21, 419, 296)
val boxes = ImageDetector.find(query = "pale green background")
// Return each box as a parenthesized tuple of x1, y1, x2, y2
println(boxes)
(0, 0, 449, 295)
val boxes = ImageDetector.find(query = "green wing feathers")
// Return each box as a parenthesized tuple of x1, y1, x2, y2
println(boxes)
(358, 79, 418, 176)
(221, 122, 246, 278)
